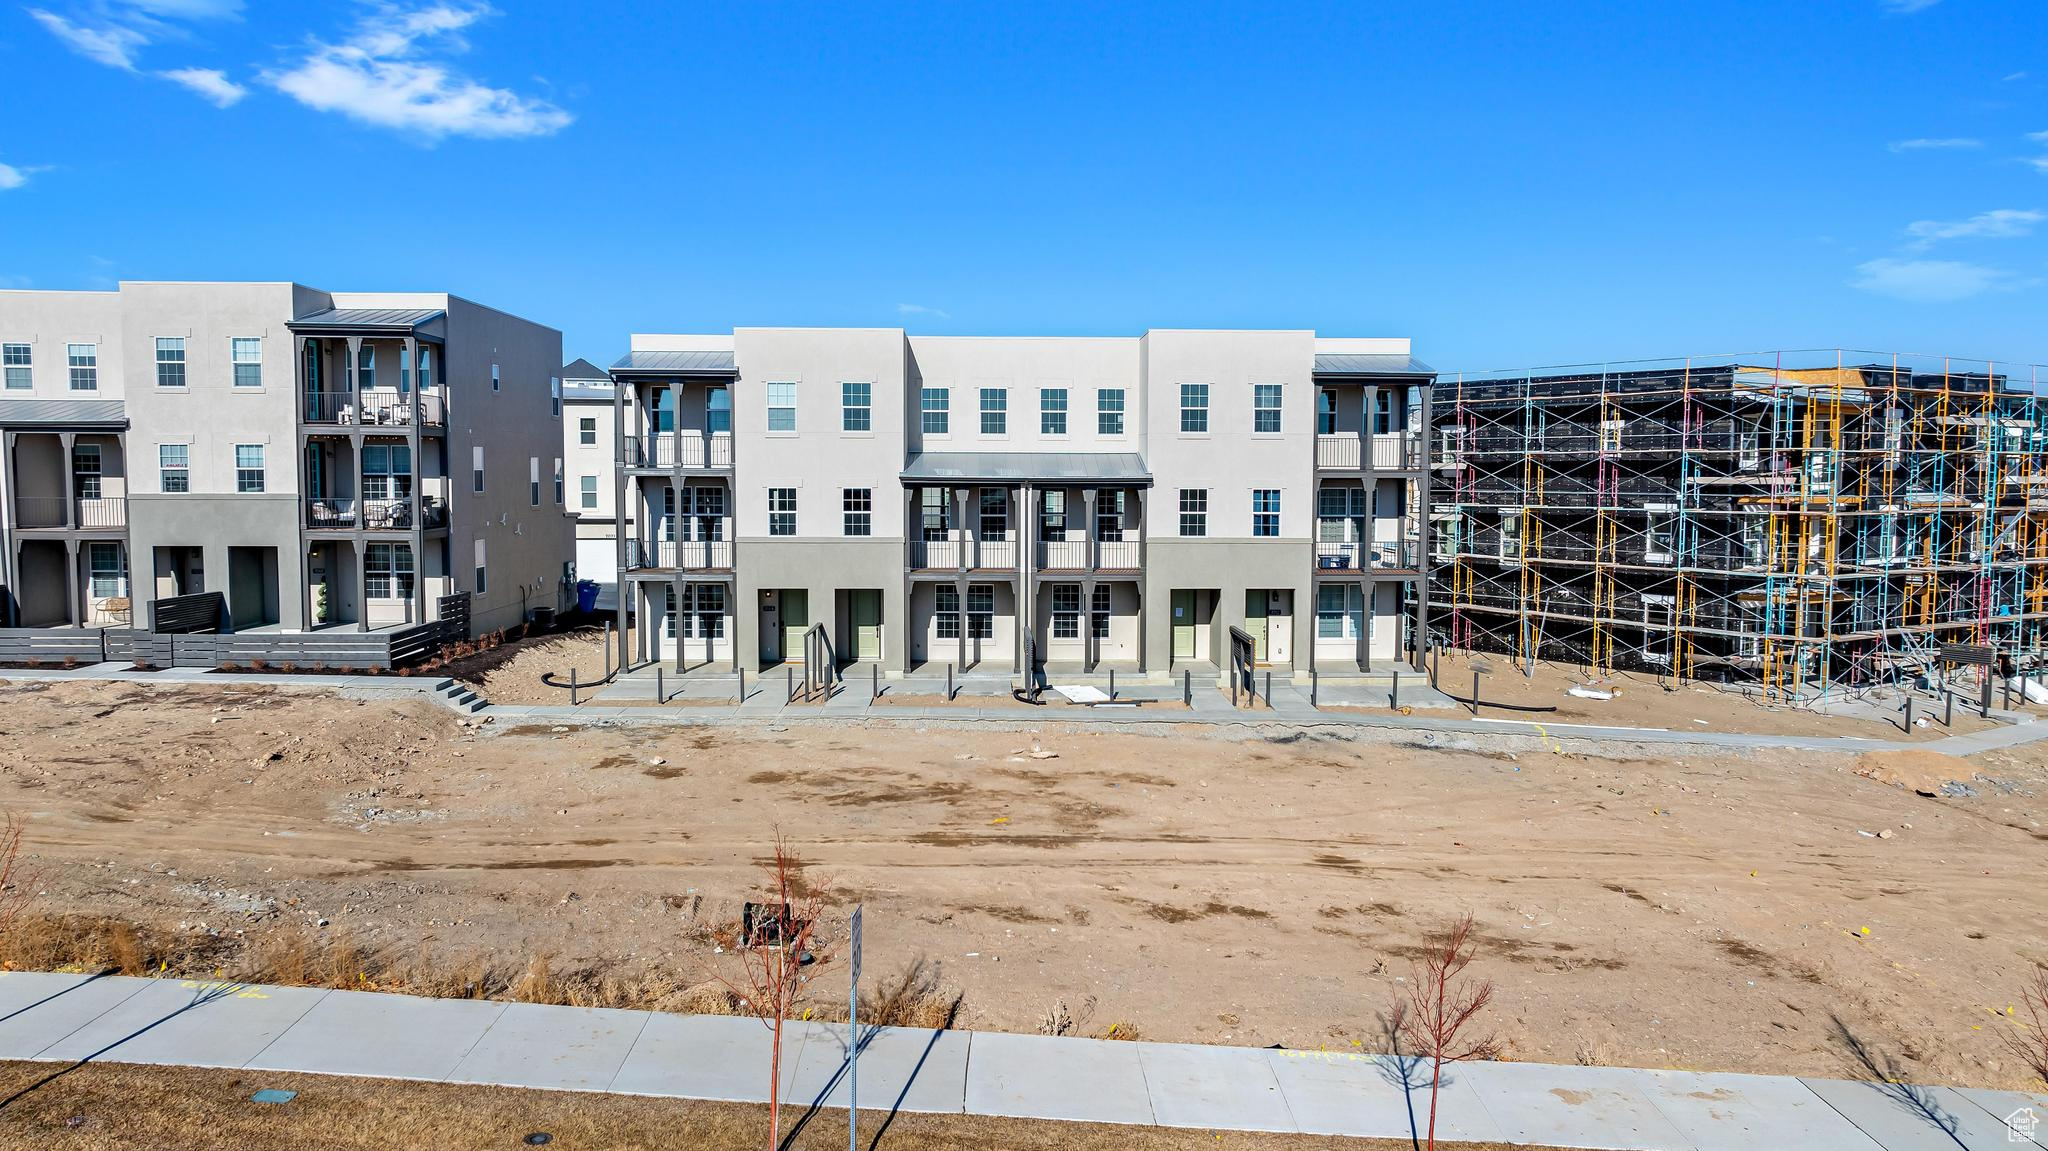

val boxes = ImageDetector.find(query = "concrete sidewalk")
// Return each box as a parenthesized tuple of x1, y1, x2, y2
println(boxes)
(3, 663, 2039, 759)
(0, 972, 2039, 1149)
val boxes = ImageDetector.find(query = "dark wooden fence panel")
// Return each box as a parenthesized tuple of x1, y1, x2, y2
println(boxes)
(436, 593, 471, 644)
(150, 592, 226, 635)
(0, 628, 108, 664)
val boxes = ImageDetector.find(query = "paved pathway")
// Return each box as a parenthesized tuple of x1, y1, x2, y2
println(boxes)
(5, 663, 2043, 758)
(0, 972, 2040, 1148)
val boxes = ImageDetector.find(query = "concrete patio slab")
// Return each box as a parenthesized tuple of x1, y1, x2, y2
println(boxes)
(0, 974, 148, 1061)
(608, 1012, 799, 1102)
(785, 1023, 970, 1114)
(1137, 1041, 1296, 1132)
(1639, 1069, 1882, 1151)
(1799, 1078, 2026, 1151)
(36, 980, 328, 1069)
(0, 972, 97, 1023)
(1261, 1049, 1505, 1143)
(963, 1031, 1154, 1126)
(1465, 1060, 1697, 1150)
(1953, 1088, 2048, 1149)
(244, 988, 505, 1081)
(445, 1002, 649, 1093)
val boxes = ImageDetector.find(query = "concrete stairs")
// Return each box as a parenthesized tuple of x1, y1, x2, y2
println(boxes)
(429, 677, 488, 714)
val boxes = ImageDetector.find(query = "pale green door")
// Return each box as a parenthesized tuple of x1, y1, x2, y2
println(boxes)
(1244, 590, 1269, 662)
(1171, 590, 1196, 660)
(783, 589, 809, 664)
(851, 590, 881, 660)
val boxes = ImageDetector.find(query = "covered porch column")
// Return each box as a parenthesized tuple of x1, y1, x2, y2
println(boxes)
(353, 537, 369, 632)
(62, 538, 81, 626)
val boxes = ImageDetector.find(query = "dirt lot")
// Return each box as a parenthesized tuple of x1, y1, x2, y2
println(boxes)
(0, 679, 2043, 1092)
(437, 623, 625, 706)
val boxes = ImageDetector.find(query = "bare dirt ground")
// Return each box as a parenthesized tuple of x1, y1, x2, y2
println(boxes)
(1403, 652, 2007, 741)
(440, 624, 625, 706)
(0, 679, 2044, 1092)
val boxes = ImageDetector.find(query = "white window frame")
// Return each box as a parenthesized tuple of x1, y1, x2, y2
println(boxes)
(1179, 383, 1209, 433)
(579, 416, 598, 445)
(1251, 488, 1280, 537)
(841, 381, 872, 432)
(1253, 383, 1282, 434)
(766, 382, 797, 432)
(580, 474, 599, 510)
(231, 337, 262, 388)
(156, 337, 186, 389)
(1040, 387, 1068, 436)
(979, 387, 1007, 436)
(2, 343, 29, 390)
(920, 386, 950, 435)
(68, 343, 97, 391)
(159, 444, 189, 493)
(235, 444, 265, 493)
(1098, 387, 1125, 435)
(767, 487, 797, 536)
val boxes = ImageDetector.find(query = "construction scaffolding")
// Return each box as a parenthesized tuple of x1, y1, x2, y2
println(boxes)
(1428, 351, 2048, 699)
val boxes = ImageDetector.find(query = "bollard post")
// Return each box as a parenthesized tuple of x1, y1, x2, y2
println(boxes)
(1471, 669, 1481, 716)
(1903, 694, 1912, 733)
(656, 666, 664, 705)
(1264, 670, 1272, 708)
(1108, 669, 1115, 701)
(1944, 687, 1953, 727)
(872, 663, 879, 701)
(570, 667, 579, 707)
(603, 620, 613, 679)
(1183, 669, 1191, 707)
(947, 663, 955, 701)
(1310, 669, 1318, 710)
(787, 665, 794, 704)
(1390, 668, 1401, 710)
(1231, 670, 1239, 708)
(738, 667, 746, 704)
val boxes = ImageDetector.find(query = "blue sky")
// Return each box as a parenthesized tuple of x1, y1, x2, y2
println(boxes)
(3, 1, 2046, 372)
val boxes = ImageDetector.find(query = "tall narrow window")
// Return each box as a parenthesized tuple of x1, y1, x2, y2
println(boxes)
(935, 584, 960, 639)
(1097, 387, 1125, 435)
(419, 346, 434, 389)
(1253, 384, 1283, 433)
(1252, 489, 1280, 537)
(474, 538, 487, 594)
(1374, 389, 1400, 435)
(235, 444, 266, 493)
(472, 446, 485, 493)
(1095, 490, 1124, 541)
(707, 385, 731, 434)
(841, 382, 872, 432)
(553, 458, 564, 505)
(979, 387, 1007, 435)
(68, 343, 97, 391)
(1317, 389, 1335, 435)
(1040, 489, 1066, 538)
(490, 362, 500, 392)
(1178, 489, 1207, 537)
(692, 584, 728, 639)
(159, 444, 189, 493)
(767, 487, 797, 535)
(694, 486, 726, 541)
(551, 376, 561, 417)
(920, 386, 949, 434)
(2, 343, 30, 390)
(1091, 584, 1111, 639)
(359, 345, 376, 389)
(530, 457, 542, 507)
(231, 338, 262, 388)
(72, 443, 102, 499)
(920, 487, 950, 540)
(979, 488, 1008, 539)
(87, 542, 126, 599)
(155, 338, 186, 388)
(1179, 383, 1209, 433)
(766, 382, 796, 431)
(843, 488, 872, 536)
(580, 475, 598, 509)
(1040, 387, 1067, 435)
(967, 584, 995, 639)
(1052, 584, 1080, 639)
(579, 416, 597, 445)
(399, 346, 410, 390)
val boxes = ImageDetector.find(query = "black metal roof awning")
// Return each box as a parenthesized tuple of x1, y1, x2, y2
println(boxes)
(609, 350, 737, 377)
(0, 398, 127, 431)
(901, 451, 1151, 486)
(1313, 353, 1436, 379)
(287, 308, 447, 342)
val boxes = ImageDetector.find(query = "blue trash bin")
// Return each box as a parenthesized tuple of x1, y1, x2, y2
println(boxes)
(576, 580, 600, 613)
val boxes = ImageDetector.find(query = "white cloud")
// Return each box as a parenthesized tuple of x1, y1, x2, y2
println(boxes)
(1903, 208, 2043, 249)
(2007, 72, 2030, 83)
(897, 303, 951, 320)
(159, 66, 246, 106)
(0, 163, 30, 191)
(2029, 130, 2048, 143)
(266, 3, 570, 141)
(1880, 0, 1940, 12)
(1851, 257, 2024, 301)
(28, 8, 149, 69)
(1887, 137, 1981, 152)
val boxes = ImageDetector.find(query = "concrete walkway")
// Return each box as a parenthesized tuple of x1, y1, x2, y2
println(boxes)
(0, 972, 2040, 1148)
(5, 662, 2044, 758)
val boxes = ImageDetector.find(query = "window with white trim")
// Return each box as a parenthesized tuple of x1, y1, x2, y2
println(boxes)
(1097, 388, 1125, 435)
(551, 376, 561, 417)
(1179, 383, 1209, 433)
(1252, 489, 1280, 537)
(235, 444, 265, 492)
(359, 346, 376, 389)
(579, 416, 597, 445)
(693, 486, 726, 541)
(966, 583, 995, 639)
(362, 444, 413, 500)
(68, 343, 97, 391)
(768, 487, 797, 535)
(472, 445, 485, 494)
(979, 387, 1007, 435)
(553, 458, 564, 505)
(1052, 584, 1080, 639)
(2, 344, 29, 390)
(530, 456, 542, 507)
(231, 338, 262, 388)
(365, 543, 415, 599)
(156, 338, 186, 388)
(1253, 384, 1282, 433)
(1317, 583, 1360, 639)
(766, 382, 796, 432)
(841, 382, 871, 432)
(1178, 488, 1207, 537)
(935, 584, 960, 639)
(1091, 584, 1111, 639)
(474, 538, 487, 594)
(159, 444, 189, 493)
(580, 475, 598, 509)
(920, 386, 949, 434)
(87, 542, 126, 599)
(72, 443, 101, 499)
(843, 488, 872, 536)
(1040, 387, 1067, 435)
(490, 362, 500, 392)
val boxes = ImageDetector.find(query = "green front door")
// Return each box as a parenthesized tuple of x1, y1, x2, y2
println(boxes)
(783, 589, 809, 664)
(851, 590, 882, 660)
(1244, 590, 1270, 662)
(1171, 590, 1196, 660)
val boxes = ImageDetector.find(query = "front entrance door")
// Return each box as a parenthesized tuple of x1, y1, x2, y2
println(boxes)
(759, 591, 780, 664)
(849, 590, 881, 660)
(1171, 589, 1196, 660)
(1244, 590, 1270, 662)
(782, 589, 809, 665)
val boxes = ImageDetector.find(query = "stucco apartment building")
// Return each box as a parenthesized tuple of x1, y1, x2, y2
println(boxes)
(0, 281, 572, 655)
(561, 357, 626, 604)
(608, 327, 1434, 680)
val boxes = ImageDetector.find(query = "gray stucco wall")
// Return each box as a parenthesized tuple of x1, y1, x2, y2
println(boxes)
(1145, 538, 1312, 677)
(735, 538, 906, 672)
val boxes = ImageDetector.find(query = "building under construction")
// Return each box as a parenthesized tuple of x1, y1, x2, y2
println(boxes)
(1428, 353, 2048, 696)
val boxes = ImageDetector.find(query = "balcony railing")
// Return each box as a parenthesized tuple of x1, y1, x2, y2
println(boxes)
(908, 536, 1016, 570)
(623, 433, 733, 469)
(625, 538, 734, 571)
(12, 495, 126, 529)
(303, 390, 446, 427)
(1315, 434, 1426, 470)
(1315, 537, 1421, 571)
(304, 496, 446, 530)
(1035, 537, 1142, 571)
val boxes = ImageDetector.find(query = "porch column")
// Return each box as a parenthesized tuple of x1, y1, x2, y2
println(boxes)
(954, 576, 968, 670)
(402, 337, 419, 420)
(1082, 488, 1098, 571)
(1082, 576, 1098, 672)
(1360, 576, 1374, 672)
(673, 575, 686, 672)
(59, 432, 76, 528)
(1011, 483, 1024, 674)
(1361, 385, 1378, 476)
(1414, 383, 1435, 671)
(2, 431, 18, 623)
(411, 536, 426, 625)
(730, 580, 740, 673)
(63, 538, 81, 626)
(613, 381, 631, 672)
(346, 337, 362, 397)
(353, 536, 369, 632)
(952, 487, 969, 572)
(300, 546, 314, 632)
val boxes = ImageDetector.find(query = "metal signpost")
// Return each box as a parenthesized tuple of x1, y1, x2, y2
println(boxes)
(848, 904, 862, 1151)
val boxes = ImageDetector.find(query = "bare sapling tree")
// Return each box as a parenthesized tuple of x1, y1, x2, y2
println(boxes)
(715, 834, 829, 1151)
(1389, 913, 1499, 1151)
(0, 814, 34, 953)
(2008, 966, 2048, 1088)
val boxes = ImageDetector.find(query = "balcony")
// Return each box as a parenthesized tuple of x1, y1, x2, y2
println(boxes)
(13, 495, 127, 530)
(303, 390, 447, 428)
(304, 495, 447, 531)
(1315, 537, 1421, 572)
(908, 536, 1016, 571)
(1036, 537, 1141, 572)
(625, 538, 733, 571)
(1316, 434, 1426, 471)
(623, 433, 733, 470)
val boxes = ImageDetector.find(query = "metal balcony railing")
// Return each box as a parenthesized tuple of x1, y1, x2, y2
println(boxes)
(12, 495, 126, 529)
(1316, 538, 1420, 571)
(303, 496, 445, 530)
(907, 536, 1015, 570)
(1038, 538, 1090, 570)
(623, 433, 733, 469)
(625, 538, 734, 571)
(1097, 538, 1140, 569)
(1316, 434, 1426, 470)
(303, 390, 445, 427)
(1034, 538, 1143, 571)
